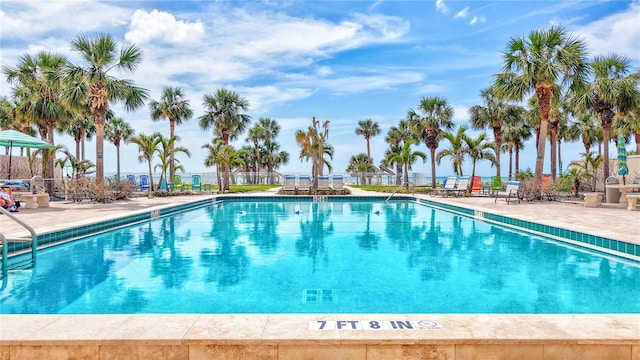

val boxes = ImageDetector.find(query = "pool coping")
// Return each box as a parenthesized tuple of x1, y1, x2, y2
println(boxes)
(2, 195, 639, 359)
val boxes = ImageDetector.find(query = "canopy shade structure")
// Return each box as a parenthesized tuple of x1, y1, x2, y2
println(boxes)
(0, 130, 55, 180)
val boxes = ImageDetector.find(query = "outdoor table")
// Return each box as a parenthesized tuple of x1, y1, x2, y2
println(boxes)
(605, 184, 640, 203)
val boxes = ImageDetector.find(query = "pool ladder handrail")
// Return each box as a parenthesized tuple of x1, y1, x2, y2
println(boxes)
(0, 206, 37, 277)
(385, 181, 415, 202)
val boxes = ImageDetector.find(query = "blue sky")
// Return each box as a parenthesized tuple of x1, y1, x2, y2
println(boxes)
(1, 0, 639, 177)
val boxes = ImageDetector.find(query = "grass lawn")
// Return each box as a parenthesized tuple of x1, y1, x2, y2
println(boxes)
(227, 184, 281, 192)
(350, 185, 433, 193)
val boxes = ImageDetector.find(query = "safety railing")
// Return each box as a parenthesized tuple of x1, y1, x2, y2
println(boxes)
(0, 206, 37, 277)
(385, 181, 415, 202)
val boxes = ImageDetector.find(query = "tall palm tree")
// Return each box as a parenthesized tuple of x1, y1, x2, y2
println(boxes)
(494, 25, 588, 185)
(199, 88, 251, 191)
(385, 119, 416, 185)
(468, 86, 522, 177)
(129, 132, 161, 194)
(574, 54, 640, 180)
(104, 116, 134, 177)
(408, 96, 454, 188)
(385, 140, 426, 190)
(65, 33, 149, 186)
(149, 86, 193, 180)
(355, 118, 381, 163)
(464, 132, 497, 193)
(3, 51, 69, 192)
(436, 126, 468, 176)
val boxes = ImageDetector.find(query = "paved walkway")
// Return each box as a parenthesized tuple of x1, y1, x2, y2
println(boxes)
(2, 187, 638, 245)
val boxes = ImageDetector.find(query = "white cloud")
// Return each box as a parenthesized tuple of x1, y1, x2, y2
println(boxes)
(455, 6, 470, 19)
(435, 0, 449, 14)
(125, 9, 205, 44)
(469, 16, 486, 25)
(571, 1, 640, 60)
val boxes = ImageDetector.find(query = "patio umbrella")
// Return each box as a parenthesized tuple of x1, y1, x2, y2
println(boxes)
(617, 134, 628, 185)
(0, 129, 55, 179)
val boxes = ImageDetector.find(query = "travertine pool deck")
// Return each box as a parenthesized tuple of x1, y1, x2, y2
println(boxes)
(1, 188, 639, 359)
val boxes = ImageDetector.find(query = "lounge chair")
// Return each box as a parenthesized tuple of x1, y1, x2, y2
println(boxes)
(191, 174, 202, 192)
(171, 175, 182, 191)
(158, 178, 168, 190)
(490, 176, 503, 194)
(139, 174, 150, 192)
(438, 176, 458, 196)
(452, 176, 470, 196)
(299, 175, 311, 192)
(332, 175, 344, 191)
(283, 175, 296, 192)
(471, 176, 482, 193)
(317, 175, 330, 191)
(126, 174, 136, 186)
(495, 180, 521, 204)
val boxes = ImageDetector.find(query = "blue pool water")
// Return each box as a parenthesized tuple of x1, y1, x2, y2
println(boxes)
(2, 199, 639, 314)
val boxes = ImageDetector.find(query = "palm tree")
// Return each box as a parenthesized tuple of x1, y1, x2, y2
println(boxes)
(199, 88, 251, 191)
(129, 132, 161, 194)
(355, 119, 381, 163)
(464, 133, 497, 193)
(295, 117, 332, 190)
(409, 97, 454, 188)
(104, 116, 134, 177)
(262, 140, 289, 184)
(567, 114, 601, 156)
(385, 119, 416, 185)
(502, 117, 532, 179)
(574, 54, 640, 180)
(149, 86, 193, 181)
(436, 126, 468, 176)
(385, 140, 426, 189)
(468, 86, 522, 177)
(154, 134, 190, 189)
(346, 153, 375, 185)
(64, 111, 96, 161)
(614, 112, 640, 154)
(65, 33, 149, 186)
(3, 51, 69, 192)
(494, 26, 588, 185)
(202, 140, 245, 192)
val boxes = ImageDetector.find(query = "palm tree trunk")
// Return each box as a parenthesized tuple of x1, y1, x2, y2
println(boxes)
(534, 83, 553, 187)
(147, 162, 154, 195)
(508, 147, 514, 180)
(366, 138, 371, 163)
(115, 144, 121, 176)
(429, 147, 437, 189)
(515, 141, 521, 177)
(169, 119, 175, 181)
(550, 127, 557, 180)
(557, 137, 562, 176)
(635, 131, 640, 155)
(493, 128, 501, 177)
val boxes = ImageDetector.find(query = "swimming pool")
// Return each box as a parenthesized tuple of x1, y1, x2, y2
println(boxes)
(2, 198, 639, 314)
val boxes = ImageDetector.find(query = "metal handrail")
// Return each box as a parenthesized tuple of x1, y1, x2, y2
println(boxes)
(0, 206, 37, 276)
(385, 181, 415, 202)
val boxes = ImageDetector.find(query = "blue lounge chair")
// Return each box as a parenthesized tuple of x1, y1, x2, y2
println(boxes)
(126, 174, 136, 186)
(139, 174, 150, 192)
(283, 175, 296, 192)
(191, 174, 202, 191)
